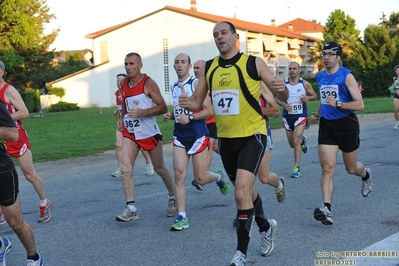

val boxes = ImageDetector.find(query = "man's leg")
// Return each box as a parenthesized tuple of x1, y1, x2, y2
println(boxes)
(148, 141, 177, 217)
(342, 150, 373, 197)
(116, 138, 140, 222)
(17, 150, 46, 201)
(2, 195, 37, 256)
(314, 144, 338, 225)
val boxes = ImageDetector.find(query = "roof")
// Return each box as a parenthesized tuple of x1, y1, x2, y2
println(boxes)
(85, 6, 316, 41)
(277, 18, 325, 33)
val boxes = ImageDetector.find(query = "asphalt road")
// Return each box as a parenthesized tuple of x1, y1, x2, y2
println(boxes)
(1, 113, 398, 266)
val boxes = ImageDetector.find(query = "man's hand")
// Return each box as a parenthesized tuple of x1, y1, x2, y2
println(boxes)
(325, 95, 336, 107)
(178, 83, 189, 108)
(310, 112, 320, 124)
(163, 112, 173, 123)
(127, 108, 141, 118)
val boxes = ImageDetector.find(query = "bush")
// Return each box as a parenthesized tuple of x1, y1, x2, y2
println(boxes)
(20, 90, 35, 112)
(47, 86, 66, 100)
(48, 101, 80, 112)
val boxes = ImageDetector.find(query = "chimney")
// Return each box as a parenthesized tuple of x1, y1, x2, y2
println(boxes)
(271, 19, 276, 27)
(288, 23, 293, 31)
(190, 0, 197, 12)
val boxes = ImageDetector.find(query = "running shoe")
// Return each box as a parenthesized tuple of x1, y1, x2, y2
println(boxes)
(361, 168, 373, 197)
(394, 122, 399, 129)
(215, 168, 229, 195)
(0, 211, 5, 225)
(291, 166, 301, 178)
(111, 168, 121, 178)
(116, 206, 139, 222)
(0, 236, 12, 266)
(301, 135, 308, 153)
(26, 253, 45, 266)
(314, 206, 333, 225)
(260, 219, 278, 256)
(166, 199, 178, 217)
(229, 250, 246, 266)
(38, 200, 52, 223)
(170, 215, 189, 231)
(145, 164, 154, 176)
(275, 177, 287, 203)
(191, 180, 204, 191)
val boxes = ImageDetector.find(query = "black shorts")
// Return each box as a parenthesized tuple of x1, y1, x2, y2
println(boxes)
(206, 122, 218, 139)
(219, 133, 266, 182)
(0, 168, 19, 206)
(318, 113, 360, 153)
(394, 93, 399, 100)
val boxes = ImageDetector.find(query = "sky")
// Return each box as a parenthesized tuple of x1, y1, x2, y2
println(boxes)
(44, 0, 398, 51)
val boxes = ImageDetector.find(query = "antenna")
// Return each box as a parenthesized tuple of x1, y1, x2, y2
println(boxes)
(287, 0, 291, 17)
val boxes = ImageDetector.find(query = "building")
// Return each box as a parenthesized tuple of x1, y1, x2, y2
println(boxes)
(45, 3, 319, 108)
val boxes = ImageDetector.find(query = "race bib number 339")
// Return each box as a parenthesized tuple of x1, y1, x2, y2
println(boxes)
(320, 85, 339, 105)
(212, 89, 239, 115)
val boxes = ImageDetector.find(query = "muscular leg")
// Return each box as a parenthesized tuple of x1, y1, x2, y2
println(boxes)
(342, 149, 367, 177)
(172, 147, 190, 213)
(2, 195, 37, 256)
(292, 123, 306, 167)
(148, 141, 175, 195)
(258, 149, 279, 188)
(17, 149, 46, 201)
(119, 138, 140, 202)
(393, 98, 399, 122)
(318, 144, 339, 204)
(115, 129, 123, 167)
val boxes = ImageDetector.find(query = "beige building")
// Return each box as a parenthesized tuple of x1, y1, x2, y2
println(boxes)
(45, 3, 321, 108)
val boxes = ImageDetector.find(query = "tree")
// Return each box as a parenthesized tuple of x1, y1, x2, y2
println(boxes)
(323, 10, 360, 41)
(0, 0, 58, 90)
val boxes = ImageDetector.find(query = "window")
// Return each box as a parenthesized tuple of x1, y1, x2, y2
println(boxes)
(163, 38, 170, 93)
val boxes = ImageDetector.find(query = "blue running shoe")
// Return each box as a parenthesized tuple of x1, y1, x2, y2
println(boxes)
(291, 166, 301, 178)
(301, 135, 308, 154)
(0, 237, 12, 266)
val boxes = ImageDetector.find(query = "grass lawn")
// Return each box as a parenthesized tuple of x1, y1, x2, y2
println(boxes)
(20, 97, 393, 163)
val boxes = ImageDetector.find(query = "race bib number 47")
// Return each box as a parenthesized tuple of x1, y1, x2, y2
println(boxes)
(212, 89, 239, 115)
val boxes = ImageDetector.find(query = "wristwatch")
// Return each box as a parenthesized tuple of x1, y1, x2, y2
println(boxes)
(336, 100, 342, 109)
(189, 114, 194, 121)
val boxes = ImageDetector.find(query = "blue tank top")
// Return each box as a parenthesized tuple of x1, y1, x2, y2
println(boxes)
(316, 66, 354, 120)
(172, 76, 209, 140)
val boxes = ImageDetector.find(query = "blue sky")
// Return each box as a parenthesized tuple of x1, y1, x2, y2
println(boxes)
(45, 0, 398, 51)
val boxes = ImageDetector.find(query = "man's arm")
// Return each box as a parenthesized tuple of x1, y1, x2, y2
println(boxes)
(0, 127, 18, 141)
(303, 80, 318, 102)
(0, 101, 18, 141)
(190, 80, 213, 120)
(128, 78, 168, 118)
(260, 83, 280, 118)
(256, 57, 288, 102)
(340, 74, 364, 111)
(180, 66, 208, 111)
(5, 85, 29, 121)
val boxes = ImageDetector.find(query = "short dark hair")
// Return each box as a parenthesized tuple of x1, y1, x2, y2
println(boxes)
(323, 41, 343, 56)
(125, 52, 142, 63)
(116, 73, 127, 78)
(219, 21, 237, 34)
(394, 65, 399, 71)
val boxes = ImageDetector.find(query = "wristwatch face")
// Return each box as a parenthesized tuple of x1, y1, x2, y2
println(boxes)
(189, 114, 194, 120)
(337, 101, 342, 107)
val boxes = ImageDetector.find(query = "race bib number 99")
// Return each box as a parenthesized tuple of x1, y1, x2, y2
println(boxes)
(212, 89, 239, 115)
(320, 85, 339, 105)
(124, 114, 142, 133)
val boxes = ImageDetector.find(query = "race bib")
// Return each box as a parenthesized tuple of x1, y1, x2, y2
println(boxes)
(320, 85, 339, 105)
(212, 89, 239, 115)
(174, 106, 190, 123)
(288, 101, 303, 114)
(124, 114, 142, 133)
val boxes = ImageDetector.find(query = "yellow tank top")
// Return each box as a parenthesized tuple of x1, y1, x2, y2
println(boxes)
(206, 53, 266, 138)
